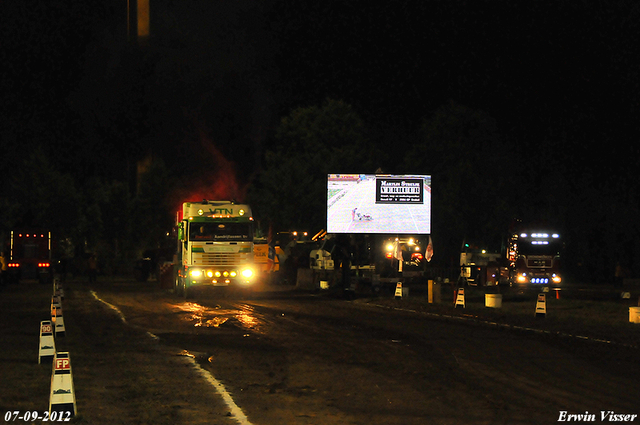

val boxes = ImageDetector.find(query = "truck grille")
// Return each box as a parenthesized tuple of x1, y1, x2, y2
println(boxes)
(195, 252, 248, 267)
(526, 256, 552, 268)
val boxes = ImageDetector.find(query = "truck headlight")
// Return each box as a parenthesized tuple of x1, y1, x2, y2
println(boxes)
(190, 269, 202, 278)
(241, 268, 253, 278)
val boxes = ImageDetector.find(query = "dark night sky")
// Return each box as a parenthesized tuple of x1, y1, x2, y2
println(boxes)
(274, 1, 640, 165)
(2, 0, 638, 176)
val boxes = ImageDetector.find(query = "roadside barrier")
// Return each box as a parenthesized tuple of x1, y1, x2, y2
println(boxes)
(535, 293, 547, 317)
(41, 277, 76, 417)
(38, 321, 56, 364)
(49, 351, 76, 418)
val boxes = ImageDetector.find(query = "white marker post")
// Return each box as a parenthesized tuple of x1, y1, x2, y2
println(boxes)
(52, 304, 65, 337)
(38, 321, 56, 364)
(455, 287, 465, 308)
(49, 352, 76, 418)
(535, 293, 547, 317)
(394, 282, 403, 299)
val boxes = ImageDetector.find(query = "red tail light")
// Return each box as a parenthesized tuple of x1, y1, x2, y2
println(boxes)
(385, 252, 393, 259)
(8, 263, 19, 268)
(412, 253, 423, 260)
(38, 263, 50, 268)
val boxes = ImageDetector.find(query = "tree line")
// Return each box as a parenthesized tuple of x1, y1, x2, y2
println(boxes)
(2, 97, 637, 283)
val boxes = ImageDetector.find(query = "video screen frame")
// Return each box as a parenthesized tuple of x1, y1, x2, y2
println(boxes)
(327, 174, 431, 234)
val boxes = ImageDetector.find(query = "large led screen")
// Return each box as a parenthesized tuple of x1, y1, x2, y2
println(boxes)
(327, 174, 431, 234)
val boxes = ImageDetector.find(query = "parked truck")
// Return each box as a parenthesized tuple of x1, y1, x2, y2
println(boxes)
(6, 229, 53, 284)
(508, 230, 562, 285)
(174, 201, 257, 298)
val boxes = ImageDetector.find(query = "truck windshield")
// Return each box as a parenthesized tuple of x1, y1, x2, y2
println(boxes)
(189, 222, 253, 241)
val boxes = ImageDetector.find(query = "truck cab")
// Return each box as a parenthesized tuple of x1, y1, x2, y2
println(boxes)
(175, 201, 256, 298)
(509, 231, 562, 286)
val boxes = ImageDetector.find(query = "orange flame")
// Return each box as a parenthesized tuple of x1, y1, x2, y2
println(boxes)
(169, 128, 248, 215)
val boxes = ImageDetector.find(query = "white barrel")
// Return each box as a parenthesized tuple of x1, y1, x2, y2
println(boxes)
(629, 307, 640, 323)
(485, 293, 503, 308)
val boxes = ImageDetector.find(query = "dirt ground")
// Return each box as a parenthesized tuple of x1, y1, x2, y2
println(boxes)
(1, 277, 639, 424)
(0, 279, 240, 425)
